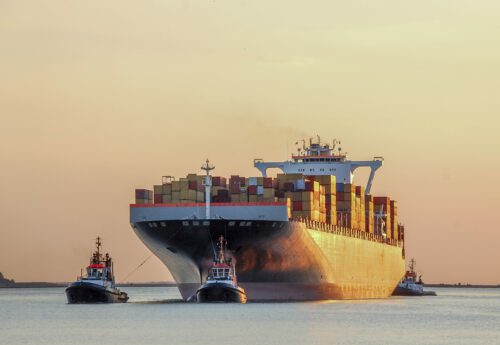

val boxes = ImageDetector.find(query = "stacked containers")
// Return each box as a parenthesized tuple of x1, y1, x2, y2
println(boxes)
(229, 175, 242, 202)
(355, 186, 366, 231)
(248, 177, 276, 202)
(390, 200, 398, 239)
(364, 195, 374, 233)
(373, 197, 392, 238)
(398, 224, 405, 241)
(212, 176, 227, 201)
(336, 183, 355, 228)
(153, 185, 163, 204)
(179, 175, 205, 203)
(135, 189, 153, 204)
(162, 182, 172, 203)
(137, 173, 400, 234)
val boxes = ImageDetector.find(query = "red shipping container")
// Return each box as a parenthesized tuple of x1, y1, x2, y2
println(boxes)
(188, 180, 198, 190)
(154, 194, 162, 203)
(248, 185, 257, 195)
(305, 181, 316, 192)
(355, 186, 362, 196)
(275, 190, 285, 198)
(374, 196, 390, 204)
(212, 176, 222, 186)
(263, 177, 273, 188)
(293, 201, 302, 211)
(230, 184, 240, 194)
(239, 177, 246, 186)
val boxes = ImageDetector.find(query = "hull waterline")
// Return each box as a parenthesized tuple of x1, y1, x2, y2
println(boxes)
(196, 283, 247, 303)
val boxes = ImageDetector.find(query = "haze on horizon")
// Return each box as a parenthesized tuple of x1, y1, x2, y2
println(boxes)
(1, 1, 499, 284)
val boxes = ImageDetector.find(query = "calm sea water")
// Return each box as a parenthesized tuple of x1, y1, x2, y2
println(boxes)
(0, 287, 499, 345)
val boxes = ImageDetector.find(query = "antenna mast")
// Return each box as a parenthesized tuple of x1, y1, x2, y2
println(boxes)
(201, 159, 215, 219)
(96, 237, 102, 259)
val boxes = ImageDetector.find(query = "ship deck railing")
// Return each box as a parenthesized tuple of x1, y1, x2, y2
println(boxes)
(292, 218, 403, 247)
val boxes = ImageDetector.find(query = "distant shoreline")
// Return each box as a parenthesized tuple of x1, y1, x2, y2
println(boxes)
(1, 282, 499, 289)
(424, 284, 500, 288)
(0, 282, 177, 288)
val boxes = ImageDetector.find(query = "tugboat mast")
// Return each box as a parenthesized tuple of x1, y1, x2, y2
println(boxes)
(96, 237, 102, 257)
(201, 159, 215, 219)
(217, 235, 226, 264)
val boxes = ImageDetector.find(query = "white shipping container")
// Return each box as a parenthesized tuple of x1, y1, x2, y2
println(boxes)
(257, 186, 264, 195)
(248, 177, 258, 186)
(294, 179, 306, 191)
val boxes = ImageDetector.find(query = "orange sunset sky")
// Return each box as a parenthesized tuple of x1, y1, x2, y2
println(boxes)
(1, 1, 499, 284)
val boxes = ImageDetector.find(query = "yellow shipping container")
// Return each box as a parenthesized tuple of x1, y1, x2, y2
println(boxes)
(171, 181, 181, 192)
(302, 200, 314, 211)
(249, 195, 258, 202)
(196, 191, 205, 202)
(154, 185, 163, 194)
(186, 174, 198, 181)
(162, 184, 172, 194)
(179, 179, 189, 191)
(171, 191, 180, 201)
(301, 191, 313, 201)
(324, 184, 336, 195)
(344, 184, 355, 193)
(263, 188, 274, 199)
(315, 175, 336, 186)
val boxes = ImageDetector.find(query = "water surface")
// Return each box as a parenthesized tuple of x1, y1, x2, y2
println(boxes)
(1, 287, 499, 345)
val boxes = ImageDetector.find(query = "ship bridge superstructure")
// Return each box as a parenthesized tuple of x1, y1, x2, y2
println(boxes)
(254, 137, 383, 194)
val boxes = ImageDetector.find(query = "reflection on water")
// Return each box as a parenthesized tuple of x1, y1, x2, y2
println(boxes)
(1, 287, 499, 345)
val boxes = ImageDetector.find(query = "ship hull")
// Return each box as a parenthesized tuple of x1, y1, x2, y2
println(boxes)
(65, 282, 128, 304)
(131, 219, 405, 301)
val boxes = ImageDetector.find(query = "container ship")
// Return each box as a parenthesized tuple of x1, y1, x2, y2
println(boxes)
(130, 138, 405, 301)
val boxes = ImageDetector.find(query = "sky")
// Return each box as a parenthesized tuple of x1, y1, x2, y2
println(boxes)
(1, 0, 499, 284)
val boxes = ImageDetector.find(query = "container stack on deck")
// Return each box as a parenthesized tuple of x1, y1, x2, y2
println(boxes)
(374, 197, 392, 238)
(135, 189, 153, 204)
(135, 174, 401, 238)
(390, 200, 398, 240)
(365, 195, 374, 233)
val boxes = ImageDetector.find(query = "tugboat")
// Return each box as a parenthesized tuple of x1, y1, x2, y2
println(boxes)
(393, 258, 436, 296)
(196, 235, 247, 303)
(65, 237, 129, 303)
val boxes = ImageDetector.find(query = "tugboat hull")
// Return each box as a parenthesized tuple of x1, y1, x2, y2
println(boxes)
(65, 282, 128, 304)
(197, 283, 247, 303)
(393, 286, 436, 296)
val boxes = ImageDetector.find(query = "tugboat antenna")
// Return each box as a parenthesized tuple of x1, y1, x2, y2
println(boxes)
(96, 237, 102, 259)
